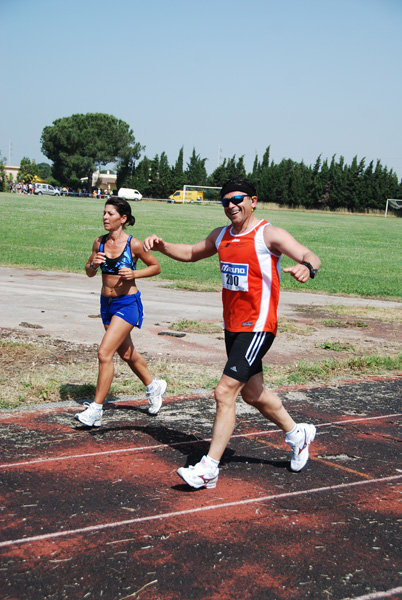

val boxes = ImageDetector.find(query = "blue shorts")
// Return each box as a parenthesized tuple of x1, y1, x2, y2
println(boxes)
(100, 292, 144, 328)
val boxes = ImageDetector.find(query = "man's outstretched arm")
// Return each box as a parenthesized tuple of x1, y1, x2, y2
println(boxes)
(143, 229, 220, 263)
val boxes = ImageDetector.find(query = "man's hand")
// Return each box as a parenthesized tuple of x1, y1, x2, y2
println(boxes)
(283, 263, 311, 283)
(143, 234, 164, 253)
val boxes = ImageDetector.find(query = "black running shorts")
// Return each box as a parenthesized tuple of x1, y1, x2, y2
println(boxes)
(223, 330, 275, 383)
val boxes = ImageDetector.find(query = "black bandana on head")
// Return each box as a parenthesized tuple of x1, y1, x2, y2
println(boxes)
(220, 180, 256, 199)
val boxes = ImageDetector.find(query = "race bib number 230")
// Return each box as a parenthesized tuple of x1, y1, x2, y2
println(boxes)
(220, 262, 249, 292)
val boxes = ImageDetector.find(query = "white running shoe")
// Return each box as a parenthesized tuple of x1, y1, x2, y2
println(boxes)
(74, 402, 103, 427)
(146, 379, 167, 415)
(286, 423, 316, 472)
(177, 456, 219, 489)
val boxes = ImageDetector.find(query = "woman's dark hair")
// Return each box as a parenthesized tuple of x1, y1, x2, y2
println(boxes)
(105, 197, 135, 227)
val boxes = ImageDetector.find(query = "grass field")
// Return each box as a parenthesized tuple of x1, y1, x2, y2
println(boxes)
(1, 192, 401, 409)
(0, 192, 401, 298)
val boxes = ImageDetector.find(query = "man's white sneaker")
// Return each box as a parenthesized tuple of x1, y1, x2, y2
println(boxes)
(177, 456, 219, 489)
(74, 402, 103, 427)
(286, 423, 316, 472)
(146, 379, 167, 415)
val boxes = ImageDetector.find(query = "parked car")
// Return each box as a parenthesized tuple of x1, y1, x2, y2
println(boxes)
(117, 188, 142, 201)
(34, 184, 60, 196)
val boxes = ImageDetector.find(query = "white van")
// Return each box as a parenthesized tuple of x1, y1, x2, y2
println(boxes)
(34, 184, 60, 196)
(117, 188, 142, 201)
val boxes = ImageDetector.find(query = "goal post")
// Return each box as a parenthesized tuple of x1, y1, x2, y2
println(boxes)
(385, 199, 402, 216)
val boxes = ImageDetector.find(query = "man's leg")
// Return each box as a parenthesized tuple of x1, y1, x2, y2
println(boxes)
(241, 371, 316, 472)
(177, 373, 243, 489)
(208, 374, 245, 461)
(240, 371, 296, 432)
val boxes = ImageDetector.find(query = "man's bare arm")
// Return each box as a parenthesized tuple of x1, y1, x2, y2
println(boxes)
(143, 228, 221, 262)
(264, 225, 321, 282)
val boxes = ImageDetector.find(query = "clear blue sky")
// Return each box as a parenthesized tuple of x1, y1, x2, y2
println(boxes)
(1, 0, 401, 179)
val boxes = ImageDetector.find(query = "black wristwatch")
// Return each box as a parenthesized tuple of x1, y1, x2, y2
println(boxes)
(89, 262, 98, 271)
(300, 261, 318, 279)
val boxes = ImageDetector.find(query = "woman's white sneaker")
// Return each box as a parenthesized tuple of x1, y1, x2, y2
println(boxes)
(146, 379, 167, 415)
(74, 402, 103, 427)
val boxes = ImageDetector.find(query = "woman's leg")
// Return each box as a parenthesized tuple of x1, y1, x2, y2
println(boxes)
(93, 317, 135, 406)
(115, 333, 153, 387)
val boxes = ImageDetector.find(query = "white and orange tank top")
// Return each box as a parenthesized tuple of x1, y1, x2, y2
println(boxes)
(215, 220, 281, 334)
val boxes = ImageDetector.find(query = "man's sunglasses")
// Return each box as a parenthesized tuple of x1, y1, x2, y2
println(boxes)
(221, 195, 248, 208)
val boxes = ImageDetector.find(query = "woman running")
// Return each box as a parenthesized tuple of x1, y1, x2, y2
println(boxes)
(75, 197, 166, 427)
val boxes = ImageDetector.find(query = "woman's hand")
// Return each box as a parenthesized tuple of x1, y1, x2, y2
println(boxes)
(86, 251, 106, 277)
(92, 252, 106, 268)
(118, 267, 135, 280)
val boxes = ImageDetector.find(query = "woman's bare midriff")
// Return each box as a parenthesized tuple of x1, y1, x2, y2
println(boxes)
(101, 273, 138, 298)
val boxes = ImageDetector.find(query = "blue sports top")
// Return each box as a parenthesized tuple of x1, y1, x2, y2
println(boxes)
(99, 235, 136, 275)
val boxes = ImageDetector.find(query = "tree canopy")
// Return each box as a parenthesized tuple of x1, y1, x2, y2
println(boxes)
(125, 146, 401, 212)
(41, 113, 143, 189)
(26, 111, 402, 211)
(0, 152, 6, 191)
(17, 157, 39, 183)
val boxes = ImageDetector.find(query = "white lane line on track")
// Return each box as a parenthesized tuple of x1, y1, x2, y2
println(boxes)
(0, 474, 401, 549)
(0, 413, 401, 470)
(340, 586, 402, 600)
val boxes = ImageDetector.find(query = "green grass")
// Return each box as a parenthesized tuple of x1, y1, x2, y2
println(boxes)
(321, 319, 369, 328)
(1, 334, 400, 410)
(315, 341, 356, 352)
(263, 353, 402, 387)
(0, 338, 220, 410)
(296, 304, 402, 321)
(1, 192, 401, 298)
(170, 320, 223, 334)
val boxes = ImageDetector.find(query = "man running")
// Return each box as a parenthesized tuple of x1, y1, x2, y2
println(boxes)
(144, 177, 321, 489)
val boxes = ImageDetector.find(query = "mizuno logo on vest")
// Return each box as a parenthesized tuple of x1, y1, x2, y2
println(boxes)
(220, 263, 248, 276)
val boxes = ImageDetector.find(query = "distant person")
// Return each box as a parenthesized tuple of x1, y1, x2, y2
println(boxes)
(75, 197, 167, 428)
(144, 176, 321, 489)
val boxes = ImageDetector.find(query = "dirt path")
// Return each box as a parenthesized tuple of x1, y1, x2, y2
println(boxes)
(1, 267, 401, 370)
